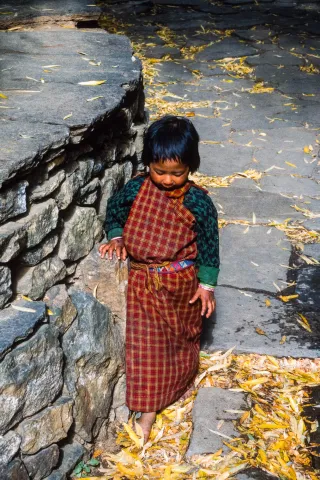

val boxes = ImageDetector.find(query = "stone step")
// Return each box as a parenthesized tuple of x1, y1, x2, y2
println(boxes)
(187, 388, 277, 479)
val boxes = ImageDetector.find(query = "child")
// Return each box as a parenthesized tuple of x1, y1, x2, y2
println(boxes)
(99, 115, 220, 442)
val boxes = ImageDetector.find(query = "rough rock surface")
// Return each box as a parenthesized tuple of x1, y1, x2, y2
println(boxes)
(22, 444, 60, 480)
(0, 431, 21, 467)
(58, 206, 102, 261)
(45, 443, 85, 480)
(16, 397, 73, 455)
(15, 256, 67, 300)
(74, 244, 128, 325)
(187, 388, 248, 456)
(16, 200, 59, 249)
(0, 30, 142, 187)
(63, 290, 124, 442)
(0, 325, 63, 434)
(0, 300, 46, 360)
(44, 284, 77, 334)
(0, 266, 12, 309)
(0, 182, 28, 224)
(19, 232, 59, 266)
(0, 458, 29, 480)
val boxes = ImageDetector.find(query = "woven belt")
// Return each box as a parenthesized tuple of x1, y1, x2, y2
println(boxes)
(148, 259, 194, 274)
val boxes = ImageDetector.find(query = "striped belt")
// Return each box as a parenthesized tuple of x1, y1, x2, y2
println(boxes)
(148, 259, 194, 274)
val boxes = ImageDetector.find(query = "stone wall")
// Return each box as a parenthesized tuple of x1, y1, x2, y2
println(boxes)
(0, 29, 146, 480)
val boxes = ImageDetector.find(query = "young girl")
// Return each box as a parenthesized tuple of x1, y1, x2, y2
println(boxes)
(99, 115, 220, 442)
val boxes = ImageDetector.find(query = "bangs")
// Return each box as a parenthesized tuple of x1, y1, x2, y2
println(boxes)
(141, 116, 200, 173)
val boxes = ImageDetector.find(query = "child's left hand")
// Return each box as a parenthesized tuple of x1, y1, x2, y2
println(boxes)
(189, 287, 216, 318)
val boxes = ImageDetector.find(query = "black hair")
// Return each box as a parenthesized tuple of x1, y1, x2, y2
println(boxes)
(141, 115, 200, 173)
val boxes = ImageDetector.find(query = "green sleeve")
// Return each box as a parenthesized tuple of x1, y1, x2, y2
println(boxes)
(104, 176, 145, 240)
(184, 186, 220, 286)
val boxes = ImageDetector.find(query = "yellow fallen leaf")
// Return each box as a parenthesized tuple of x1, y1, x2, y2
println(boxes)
(279, 294, 299, 302)
(185, 111, 195, 117)
(259, 422, 287, 429)
(297, 313, 312, 332)
(63, 113, 72, 120)
(78, 80, 106, 86)
(0, 92, 8, 99)
(280, 335, 286, 344)
(303, 145, 311, 154)
(86, 96, 104, 102)
(285, 162, 297, 168)
(256, 327, 268, 337)
(241, 377, 270, 387)
(46, 309, 54, 316)
(21, 295, 33, 302)
(265, 299, 271, 307)
(123, 422, 143, 449)
(240, 410, 250, 424)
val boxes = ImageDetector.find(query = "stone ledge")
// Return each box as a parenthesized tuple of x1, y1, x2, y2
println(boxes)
(0, 0, 101, 30)
(0, 30, 142, 188)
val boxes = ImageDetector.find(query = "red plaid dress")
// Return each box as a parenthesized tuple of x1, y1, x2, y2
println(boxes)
(123, 177, 202, 412)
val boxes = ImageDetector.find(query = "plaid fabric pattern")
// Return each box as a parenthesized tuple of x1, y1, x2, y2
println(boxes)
(123, 178, 202, 412)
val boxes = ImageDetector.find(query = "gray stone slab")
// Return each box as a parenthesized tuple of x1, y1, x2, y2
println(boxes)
(260, 174, 320, 198)
(302, 244, 320, 262)
(196, 38, 258, 62)
(187, 388, 248, 457)
(303, 218, 320, 232)
(0, 300, 46, 360)
(209, 186, 302, 223)
(254, 65, 320, 95)
(199, 143, 253, 177)
(201, 286, 320, 358)
(246, 50, 304, 67)
(155, 61, 195, 82)
(0, 30, 141, 186)
(46, 443, 84, 480)
(219, 224, 291, 293)
(0, 122, 69, 189)
(230, 127, 320, 176)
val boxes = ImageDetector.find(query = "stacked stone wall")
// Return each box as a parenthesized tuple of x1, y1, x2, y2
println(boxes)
(0, 29, 146, 479)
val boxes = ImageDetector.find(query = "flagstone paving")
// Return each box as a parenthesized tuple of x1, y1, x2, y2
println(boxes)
(97, 3, 320, 476)
(99, 0, 320, 364)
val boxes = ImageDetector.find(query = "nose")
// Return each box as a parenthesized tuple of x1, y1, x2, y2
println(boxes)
(162, 175, 174, 187)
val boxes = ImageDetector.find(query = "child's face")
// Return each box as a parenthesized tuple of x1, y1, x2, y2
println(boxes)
(149, 159, 189, 191)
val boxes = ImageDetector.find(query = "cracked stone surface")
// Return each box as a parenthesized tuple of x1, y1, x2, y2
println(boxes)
(0, 30, 142, 188)
(201, 286, 320, 358)
(100, 0, 319, 365)
(219, 225, 292, 293)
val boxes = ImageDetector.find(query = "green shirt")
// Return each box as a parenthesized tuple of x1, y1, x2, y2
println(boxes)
(104, 176, 220, 286)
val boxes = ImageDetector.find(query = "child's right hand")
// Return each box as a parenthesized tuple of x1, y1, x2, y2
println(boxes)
(99, 238, 127, 261)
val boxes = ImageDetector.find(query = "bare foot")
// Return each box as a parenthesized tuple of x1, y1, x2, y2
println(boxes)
(136, 412, 156, 443)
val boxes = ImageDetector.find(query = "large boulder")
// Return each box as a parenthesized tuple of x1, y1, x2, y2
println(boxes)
(63, 290, 124, 442)
(74, 244, 128, 327)
(0, 325, 63, 434)
(22, 444, 60, 480)
(16, 397, 73, 455)
(15, 256, 67, 300)
(0, 300, 46, 360)
(58, 206, 102, 262)
(44, 284, 77, 335)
